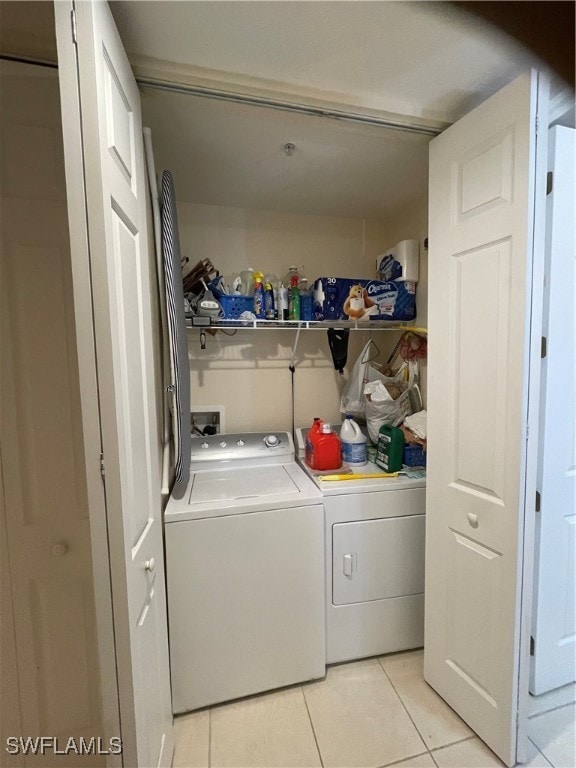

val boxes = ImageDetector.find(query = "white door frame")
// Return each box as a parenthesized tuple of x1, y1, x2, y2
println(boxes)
(54, 3, 122, 762)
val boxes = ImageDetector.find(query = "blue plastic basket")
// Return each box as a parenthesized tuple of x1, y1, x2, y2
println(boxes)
(219, 295, 254, 319)
(403, 444, 426, 467)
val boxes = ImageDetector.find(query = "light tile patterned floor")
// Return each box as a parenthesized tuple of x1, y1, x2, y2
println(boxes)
(172, 650, 576, 768)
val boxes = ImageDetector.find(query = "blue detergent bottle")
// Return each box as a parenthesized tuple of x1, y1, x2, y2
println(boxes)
(253, 271, 265, 319)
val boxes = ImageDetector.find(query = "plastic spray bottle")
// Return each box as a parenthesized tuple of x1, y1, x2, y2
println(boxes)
(288, 275, 300, 320)
(264, 278, 275, 320)
(253, 272, 265, 319)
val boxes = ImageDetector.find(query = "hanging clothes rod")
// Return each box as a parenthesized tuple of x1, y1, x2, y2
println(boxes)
(136, 78, 443, 137)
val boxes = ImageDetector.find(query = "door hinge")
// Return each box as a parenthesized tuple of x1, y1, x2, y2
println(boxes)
(100, 452, 105, 478)
(541, 336, 547, 358)
(530, 636, 535, 656)
(71, 9, 77, 44)
(546, 171, 553, 195)
(536, 490, 541, 512)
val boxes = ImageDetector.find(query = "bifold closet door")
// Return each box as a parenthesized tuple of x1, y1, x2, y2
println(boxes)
(55, 1, 173, 766)
(425, 71, 548, 767)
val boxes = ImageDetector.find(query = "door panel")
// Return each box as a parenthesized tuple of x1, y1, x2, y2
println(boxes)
(425, 72, 546, 767)
(530, 125, 576, 694)
(55, 2, 173, 766)
(0, 60, 104, 767)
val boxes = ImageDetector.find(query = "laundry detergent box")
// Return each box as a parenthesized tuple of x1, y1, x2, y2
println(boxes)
(313, 277, 416, 322)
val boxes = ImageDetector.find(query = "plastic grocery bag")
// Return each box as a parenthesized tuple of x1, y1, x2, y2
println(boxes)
(364, 360, 421, 442)
(340, 340, 386, 420)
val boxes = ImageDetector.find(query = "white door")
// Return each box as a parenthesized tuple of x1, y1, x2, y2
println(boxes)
(530, 125, 576, 695)
(55, 2, 173, 767)
(425, 72, 547, 767)
(0, 60, 106, 767)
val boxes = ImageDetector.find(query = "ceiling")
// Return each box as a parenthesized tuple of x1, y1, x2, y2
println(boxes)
(114, 1, 544, 220)
(0, 1, 558, 220)
(112, 1, 537, 125)
(141, 87, 431, 220)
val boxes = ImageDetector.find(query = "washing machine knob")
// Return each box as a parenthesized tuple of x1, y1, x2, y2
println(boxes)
(220, 440, 227, 448)
(237, 439, 245, 446)
(201, 442, 209, 449)
(264, 434, 280, 447)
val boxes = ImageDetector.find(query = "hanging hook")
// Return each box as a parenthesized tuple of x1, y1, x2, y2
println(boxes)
(199, 331, 207, 350)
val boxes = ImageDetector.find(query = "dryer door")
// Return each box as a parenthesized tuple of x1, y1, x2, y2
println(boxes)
(333, 515, 425, 606)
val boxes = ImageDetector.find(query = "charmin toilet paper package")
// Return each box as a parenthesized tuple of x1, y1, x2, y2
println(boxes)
(313, 277, 416, 322)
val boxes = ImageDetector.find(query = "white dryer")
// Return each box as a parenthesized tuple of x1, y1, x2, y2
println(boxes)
(296, 427, 426, 664)
(164, 432, 325, 713)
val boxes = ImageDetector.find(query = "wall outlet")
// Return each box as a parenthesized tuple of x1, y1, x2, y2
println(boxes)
(190, 406, 225, 437)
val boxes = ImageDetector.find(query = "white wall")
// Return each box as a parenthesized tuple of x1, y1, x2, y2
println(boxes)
(177, 202, 408, 432)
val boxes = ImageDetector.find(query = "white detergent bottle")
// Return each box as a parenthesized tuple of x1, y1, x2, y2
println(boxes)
(340, 415, 368, 466)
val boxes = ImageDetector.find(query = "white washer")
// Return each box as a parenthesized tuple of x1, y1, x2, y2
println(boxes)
(296, 427, 426, 664)
(164, 432, 325, 713)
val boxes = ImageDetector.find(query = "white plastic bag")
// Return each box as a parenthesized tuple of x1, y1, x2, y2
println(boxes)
(340, 340, 385, 420)
(364, 360, 420, 442)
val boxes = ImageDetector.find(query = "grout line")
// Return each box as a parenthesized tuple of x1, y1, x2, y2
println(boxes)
(528, 736, 559, 768)
(429, 735, 476, 751)
(527, 736, 555, 768)
(528, 700, 576, 720)
(301, 685, 325, 768)
(376, 749, 432, 768)
(429, 749, 440, 768)
(377, 656, 428, 753)
(208, 706, 212, 768)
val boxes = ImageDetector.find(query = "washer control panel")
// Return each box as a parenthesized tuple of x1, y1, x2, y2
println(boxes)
(190, 431, 293, 463)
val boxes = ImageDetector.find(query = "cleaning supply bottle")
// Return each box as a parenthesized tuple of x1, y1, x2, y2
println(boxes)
(288, 274, 301, 320)
(282, 266, 301, 290)
(308, 423, 341, 471)
(299, 277, 313, 321)
(278, 279, 289, 321)
(305, 417, 323, 468)
(376, 424, 405, 473)
(239, 268, 254, 295)
(264, 274, 278, 319)
(340, 416, 368, 466)
(253, 272, 265, 319)
(264, 278, 275, 320)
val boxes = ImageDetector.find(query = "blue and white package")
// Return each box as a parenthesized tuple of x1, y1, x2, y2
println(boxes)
(377, 239, 420, 283)
(377, 253, 404, 282)
(313, 277, 416, 322)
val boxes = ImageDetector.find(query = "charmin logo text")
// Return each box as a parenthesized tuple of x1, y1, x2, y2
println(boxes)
(5, 736, 122, 756)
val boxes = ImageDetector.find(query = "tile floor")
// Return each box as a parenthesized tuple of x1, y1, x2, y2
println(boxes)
(172, 650, 576, 768)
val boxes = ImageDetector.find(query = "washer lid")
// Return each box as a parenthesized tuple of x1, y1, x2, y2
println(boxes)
(189, 465, 299, 504)
(165, 460, 322, 522)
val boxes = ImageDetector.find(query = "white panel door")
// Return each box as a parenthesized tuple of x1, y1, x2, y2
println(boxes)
(55, 2, 173, 767)
(0, 60, 104, 767)
(530, 125, 576, 695)
(425, 72, 547, 767)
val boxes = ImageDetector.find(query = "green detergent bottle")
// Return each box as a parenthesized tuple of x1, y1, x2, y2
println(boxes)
(376, 425, 405, 473)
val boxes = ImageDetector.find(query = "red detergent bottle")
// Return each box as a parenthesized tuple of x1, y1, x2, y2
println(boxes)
(305, 417, 323, 467)
(307, 421, 342, 471)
